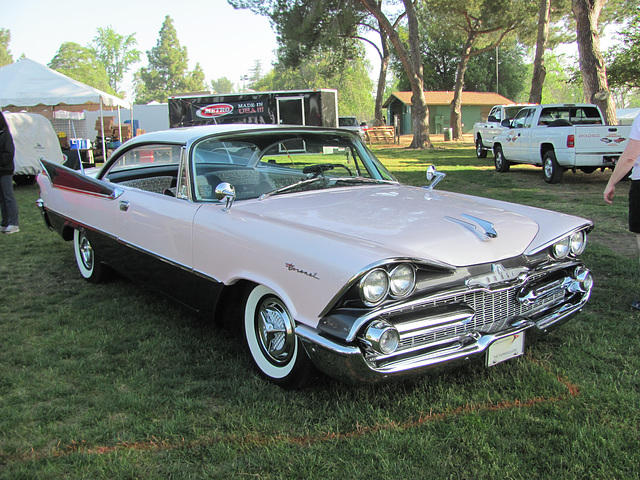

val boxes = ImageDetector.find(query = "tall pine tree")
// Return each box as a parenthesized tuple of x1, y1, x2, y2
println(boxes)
(134, 16, 205, 104)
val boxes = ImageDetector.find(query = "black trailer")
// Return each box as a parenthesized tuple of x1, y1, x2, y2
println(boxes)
(168, 89, 338, 129)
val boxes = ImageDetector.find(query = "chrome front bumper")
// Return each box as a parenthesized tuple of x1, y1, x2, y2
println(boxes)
(297, 264, 592, 384)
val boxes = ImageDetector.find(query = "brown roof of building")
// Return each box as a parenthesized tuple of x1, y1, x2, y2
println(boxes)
(383, 91, 513, 107)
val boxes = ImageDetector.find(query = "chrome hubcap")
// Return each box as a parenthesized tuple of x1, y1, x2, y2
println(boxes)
(257, 297, 295, 365)
(79, 235, 93, 270)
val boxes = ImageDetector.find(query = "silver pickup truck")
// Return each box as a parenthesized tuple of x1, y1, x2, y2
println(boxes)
(473, 104, 535, 158)
(492, 103, 631, 183)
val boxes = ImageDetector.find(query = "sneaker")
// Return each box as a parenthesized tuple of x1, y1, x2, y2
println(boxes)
(3, 225, 20, 234)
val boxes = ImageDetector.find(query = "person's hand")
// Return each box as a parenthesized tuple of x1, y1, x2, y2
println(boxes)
(604, 184, 615, 205)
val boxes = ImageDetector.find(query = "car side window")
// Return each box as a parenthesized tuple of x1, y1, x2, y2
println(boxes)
(107, 144, 182, 172)
(523, 109, 536, 128)
(511, 109, 530, 129)
(103, 144, 182, 195)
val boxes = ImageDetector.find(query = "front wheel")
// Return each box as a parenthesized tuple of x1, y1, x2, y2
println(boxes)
(494, 146, 510, 172)
(542, 151, 564, 184)
(73, 229, 106, 283)
(475, 138, 487, 158)
(243, 285, 313, 388)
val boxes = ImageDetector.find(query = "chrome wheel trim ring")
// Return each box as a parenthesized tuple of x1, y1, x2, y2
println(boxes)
(256, 296, 296, 366)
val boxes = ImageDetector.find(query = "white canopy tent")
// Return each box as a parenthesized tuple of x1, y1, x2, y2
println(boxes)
(0, 58, 132, 160)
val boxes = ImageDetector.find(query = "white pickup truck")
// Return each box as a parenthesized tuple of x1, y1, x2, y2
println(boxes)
(492, 103, 631, 183)
(473, 104, 535, 158)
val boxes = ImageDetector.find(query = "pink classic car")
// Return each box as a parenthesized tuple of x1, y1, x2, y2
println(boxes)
(36, 125, 593, 387)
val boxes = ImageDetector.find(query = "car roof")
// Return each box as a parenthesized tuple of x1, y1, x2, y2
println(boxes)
(121, 124, 345, 148)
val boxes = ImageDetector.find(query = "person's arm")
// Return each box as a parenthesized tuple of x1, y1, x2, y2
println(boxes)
(604, 138, 640, 205)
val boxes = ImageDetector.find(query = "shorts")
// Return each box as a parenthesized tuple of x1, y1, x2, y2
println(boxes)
(629, 180, 640, 233)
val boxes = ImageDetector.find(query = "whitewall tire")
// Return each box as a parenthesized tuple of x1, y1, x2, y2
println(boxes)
(73, 229, 105, 283)
(243, 285, 312, 388)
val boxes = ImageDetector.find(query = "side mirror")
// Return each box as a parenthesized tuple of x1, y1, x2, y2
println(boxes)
(425, 165, 446, 190)
(215, 182, 236, 211)
(488, 115, 498, 123)
(501, 119, 512, 128)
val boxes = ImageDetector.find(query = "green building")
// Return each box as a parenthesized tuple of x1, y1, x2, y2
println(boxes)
(383, 91, 513, 135)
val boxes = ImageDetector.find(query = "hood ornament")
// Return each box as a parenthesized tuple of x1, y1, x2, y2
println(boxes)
(445, 214, 498, 241)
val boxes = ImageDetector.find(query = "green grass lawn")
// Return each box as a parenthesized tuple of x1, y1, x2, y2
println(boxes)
(1, 139, 639, 479)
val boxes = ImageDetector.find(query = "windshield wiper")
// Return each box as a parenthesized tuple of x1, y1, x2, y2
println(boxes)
(258, 177, 325, 200)
(332, 177, 398, 186)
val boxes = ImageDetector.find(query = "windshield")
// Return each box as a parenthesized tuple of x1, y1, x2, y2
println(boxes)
(191, 131, 396, 202)
(339, 117, 359, 127)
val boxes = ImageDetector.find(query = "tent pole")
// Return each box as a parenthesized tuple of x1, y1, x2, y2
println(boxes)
(100, 98, 106, 161)
(117, 107, 122, 143)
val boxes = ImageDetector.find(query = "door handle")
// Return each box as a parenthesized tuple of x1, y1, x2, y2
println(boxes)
(119, 201, 130, 212)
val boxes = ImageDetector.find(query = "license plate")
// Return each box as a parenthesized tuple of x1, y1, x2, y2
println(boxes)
(486, 333, 525, 367)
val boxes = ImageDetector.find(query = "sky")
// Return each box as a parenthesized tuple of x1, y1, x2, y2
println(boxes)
(4, 0, 280, 100)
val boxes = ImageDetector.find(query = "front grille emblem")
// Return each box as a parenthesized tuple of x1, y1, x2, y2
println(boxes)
(466, 264, 528, 288)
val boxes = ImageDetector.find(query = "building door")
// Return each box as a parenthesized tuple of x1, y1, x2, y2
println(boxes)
(277, 97, 305, 125)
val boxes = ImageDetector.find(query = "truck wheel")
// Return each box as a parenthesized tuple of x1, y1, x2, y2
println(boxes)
(494, 146, 510, 172)
(542, 151, 564, 184)
(475, 138, 487, 158)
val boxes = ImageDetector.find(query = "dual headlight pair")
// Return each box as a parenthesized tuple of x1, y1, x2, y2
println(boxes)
(359, 263, 416, 307)
(552, 230, 587, 259)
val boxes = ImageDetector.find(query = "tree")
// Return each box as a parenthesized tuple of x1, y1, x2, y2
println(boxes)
(392, 25, 528, 101)
(92, 26, 141, 92)
(49, 42, 115, 94)
(358, 0, 433, 149)
(211, 77, 235, 93)
(254, 50, 375, 121)
(0, 28, 12, 67)
(425, 0, 535, 140)
(529, 0, 552, 103)
(134, 16, 206, 104)
(606, 5, 640, 89)
(248, 60, 264, 88)
(571, 0, 616, 124)
(229, 0, 390, 126)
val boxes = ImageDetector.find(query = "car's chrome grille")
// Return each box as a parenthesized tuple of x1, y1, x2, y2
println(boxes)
(396, 285, 565, 351)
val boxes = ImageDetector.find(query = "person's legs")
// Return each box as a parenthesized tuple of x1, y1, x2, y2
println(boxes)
(0, 174, 19, 229)
(628, 182, 640, 309)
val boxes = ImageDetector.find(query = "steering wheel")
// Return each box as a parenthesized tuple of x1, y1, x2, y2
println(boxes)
(302, 163, 353, 177)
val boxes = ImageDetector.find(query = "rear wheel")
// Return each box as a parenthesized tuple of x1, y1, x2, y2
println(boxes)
(494, 145, 510, 172)
(475, 138, 487, 158)
(73, 229, 106, 283)
(542, 151, 564, 184)
(243, 285, 313, 388)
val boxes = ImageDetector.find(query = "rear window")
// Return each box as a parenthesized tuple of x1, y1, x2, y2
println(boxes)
(538, 106, 603, 125)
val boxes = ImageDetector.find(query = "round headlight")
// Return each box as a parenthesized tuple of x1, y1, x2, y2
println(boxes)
(359, 269, 390, 305)
(389, 264, 416, 298)
(553, 237, 571, 259)
(575, 266, 594, 292)
(570, 230, 587, 255)
(364, 320, 400, 355)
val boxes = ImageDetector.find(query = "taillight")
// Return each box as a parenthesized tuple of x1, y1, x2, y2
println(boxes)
(567, 134, 575, 148)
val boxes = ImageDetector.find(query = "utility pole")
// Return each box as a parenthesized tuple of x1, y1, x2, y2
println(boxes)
(495, 46, 499, 94)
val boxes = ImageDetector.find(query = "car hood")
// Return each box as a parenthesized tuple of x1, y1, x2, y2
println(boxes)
(239, 184, 586, 267)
